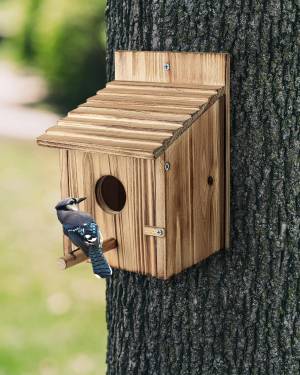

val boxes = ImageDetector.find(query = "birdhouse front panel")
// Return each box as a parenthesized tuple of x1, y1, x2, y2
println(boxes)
(37, 51, 230, 279)
(59, 149, 167, 277)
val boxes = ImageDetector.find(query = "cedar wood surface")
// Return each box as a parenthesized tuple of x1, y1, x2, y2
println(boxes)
(40, 51, 230, 278)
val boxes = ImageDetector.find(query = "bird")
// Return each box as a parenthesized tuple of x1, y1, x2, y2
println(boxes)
(55, 197, 112, 278)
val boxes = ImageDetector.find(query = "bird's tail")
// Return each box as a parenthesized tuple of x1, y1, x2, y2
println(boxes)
(89, 246, 112, 278)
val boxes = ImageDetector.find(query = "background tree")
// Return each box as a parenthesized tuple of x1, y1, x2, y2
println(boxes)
(105, 1, 299, 374)
(15, 0, 107, 111)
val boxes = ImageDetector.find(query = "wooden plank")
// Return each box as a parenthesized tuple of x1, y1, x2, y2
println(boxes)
(96, 91, 209, 106)
(65, 151, 81, 254)
(154, 155, 166, 278)
(165, 101, 225, 278)
(66, 112, 182, 129)
(42, 132, 162, 151)
(115, 51, 170, 84)
(47, 125, 173, 142)
(143, 159, 155, 275)
(209, 99, 225, 251)
(73, 106, 190, 122)
(115, 51, 228, 86)
(165, 128, 192, 275)
(108, 80, 223, 91)
(101, 86, 218, 98)
(82, 100, 200, 115)
(60, 117, 182, 131)
(59, 149, 72, 257)
(37, 138, 155, 159)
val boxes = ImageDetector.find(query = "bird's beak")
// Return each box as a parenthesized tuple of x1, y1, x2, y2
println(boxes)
(76, 197, 87, 204)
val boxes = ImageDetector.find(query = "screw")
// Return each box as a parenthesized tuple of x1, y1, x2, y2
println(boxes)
(163, 63, 170, 71)
(156, 228, 165, 237)
(164, 162, 171, 171)
(207, 176, 214, 185)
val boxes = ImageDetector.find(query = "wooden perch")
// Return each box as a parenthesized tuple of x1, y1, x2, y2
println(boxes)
(57, 238, 117, 270)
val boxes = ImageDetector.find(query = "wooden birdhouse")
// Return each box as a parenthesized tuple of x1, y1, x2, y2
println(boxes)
(37, 51, 230, 279)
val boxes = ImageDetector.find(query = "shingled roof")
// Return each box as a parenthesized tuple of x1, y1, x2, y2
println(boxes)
(37, 80, 224, 159)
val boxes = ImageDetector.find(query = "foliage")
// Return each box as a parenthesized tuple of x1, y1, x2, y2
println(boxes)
(0, 139, 107, 375)
(15, 0, 43, 61)
(16, 0, 107, 110)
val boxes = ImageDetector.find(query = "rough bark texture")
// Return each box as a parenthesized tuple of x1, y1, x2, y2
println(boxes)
(105, 1, 299, 374)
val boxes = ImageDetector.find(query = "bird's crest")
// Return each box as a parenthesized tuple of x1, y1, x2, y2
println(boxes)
(55, 197, 86, 211)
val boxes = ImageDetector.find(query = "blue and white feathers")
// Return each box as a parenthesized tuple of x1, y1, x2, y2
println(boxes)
(55, 197, 112, 278)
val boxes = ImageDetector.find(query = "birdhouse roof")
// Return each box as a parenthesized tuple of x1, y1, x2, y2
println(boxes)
(37, 80, 224, 159)
(37, 51, 229, 159)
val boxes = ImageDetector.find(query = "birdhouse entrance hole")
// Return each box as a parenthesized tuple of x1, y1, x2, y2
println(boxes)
(95, 175, 126, 214)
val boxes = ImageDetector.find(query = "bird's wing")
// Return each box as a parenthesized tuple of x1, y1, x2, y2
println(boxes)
(64, 221, 100, 249)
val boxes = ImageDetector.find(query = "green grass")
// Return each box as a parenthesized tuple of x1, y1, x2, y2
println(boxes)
(0, 138, 107, 375)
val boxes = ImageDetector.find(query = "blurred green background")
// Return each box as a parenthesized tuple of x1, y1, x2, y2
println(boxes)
(1, 0, 107, 111)
(0, 0, 108, 374)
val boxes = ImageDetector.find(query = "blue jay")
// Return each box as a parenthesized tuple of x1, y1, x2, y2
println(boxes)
(55, 197, 112, 278)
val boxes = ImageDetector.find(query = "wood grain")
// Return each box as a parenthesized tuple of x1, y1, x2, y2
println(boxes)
(52, 124, 173, 142)
(82, 99, 200, 114)
(36, 54, 226, 160)
(115, 51, 228, 86)
(101, 86, 217, 98)
(107, 80, 223, 91)
(37, 137, 156, 159)
(64, 150, 166, 276)
(154, 154, 166, 278)
(59, 149, 72, 256)
(91, 92, 208, 106)
(36, 85, 220, 158)
(42, 131, 163, 150)
(74, 106, 190, 122)
(165, 100, 225, 278)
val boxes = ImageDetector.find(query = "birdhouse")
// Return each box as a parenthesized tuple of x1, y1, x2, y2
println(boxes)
(37, 51, 230, 279)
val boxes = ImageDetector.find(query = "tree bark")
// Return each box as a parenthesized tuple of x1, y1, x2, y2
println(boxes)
(105, 1, 299, 374)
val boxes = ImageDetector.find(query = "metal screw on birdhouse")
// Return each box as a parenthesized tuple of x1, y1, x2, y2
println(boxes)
(156, 228, 165, 237)
(163, 63, 171, 71)
(164, 162, 171, 171)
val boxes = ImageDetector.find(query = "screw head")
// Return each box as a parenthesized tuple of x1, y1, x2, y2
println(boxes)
(163, 63, 170, 71)
(164, 162, 171, 171)
(156, 228, 165, 237)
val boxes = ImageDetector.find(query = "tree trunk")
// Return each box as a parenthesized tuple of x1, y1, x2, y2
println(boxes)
(105, 1, 299, 374)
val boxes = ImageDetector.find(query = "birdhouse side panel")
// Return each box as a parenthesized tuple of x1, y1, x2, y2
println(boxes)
(61, 150, 165, 276)
(165, 99, 225, 278)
